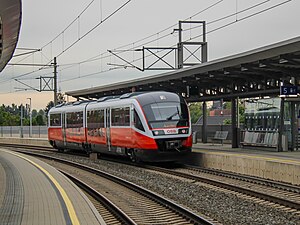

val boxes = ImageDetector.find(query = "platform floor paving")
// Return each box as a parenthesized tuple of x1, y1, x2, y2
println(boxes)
(189, 142, 300, 185)
(192, 142, 300, 162)
(0, 148, 106, 225)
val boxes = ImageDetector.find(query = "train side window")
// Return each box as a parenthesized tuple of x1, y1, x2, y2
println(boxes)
(50, 113, 61, 126)
(134, 109, 145, 132)
(66, 113, 72, 128)
(112, 107, 130, 126)
(98, 110, 105, 127)
(87, 109, 104, 128)
(87, 110, 93, 128)
(66, 111, 83, 128)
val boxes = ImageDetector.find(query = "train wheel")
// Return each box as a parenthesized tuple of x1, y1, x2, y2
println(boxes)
(128, 149, 140, 163)
(86, 149, 92, 155)
(52, 141, 58, 149)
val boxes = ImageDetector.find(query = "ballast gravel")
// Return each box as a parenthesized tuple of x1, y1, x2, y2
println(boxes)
(41, 152, 300, 225)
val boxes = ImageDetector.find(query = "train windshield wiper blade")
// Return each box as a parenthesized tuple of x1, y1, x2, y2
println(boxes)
(166, 107, 180, 120)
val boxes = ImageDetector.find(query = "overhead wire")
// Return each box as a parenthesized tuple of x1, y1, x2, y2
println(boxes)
(53, 0, 226, 82)
(59, 0, 271, 70)
(40, 0, 96, 50)
(113, 0, 292, 67)
(59, 0, 293, 83)
(55, 0, 132, 58)
(0, 0, 96, 85)
(193, 0, 292, 39)
(57, 0, 225, 82)
(182, 0, 271, 35)
(1, 0, 294, 90)
(5, 0, 223, 83)
(4, 0, 96, 70)
(112, 0, 225, 51)
(0, 0, 132, 87)
(51, 0, 225, 71)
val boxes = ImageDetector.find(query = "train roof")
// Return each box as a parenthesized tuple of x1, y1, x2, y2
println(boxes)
(49, 100, 93, 113)
(49, 91, 183, 113)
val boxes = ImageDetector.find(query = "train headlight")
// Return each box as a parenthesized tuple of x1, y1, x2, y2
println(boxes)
(179, 129, 189, 134)
(152, 130, 164, 136)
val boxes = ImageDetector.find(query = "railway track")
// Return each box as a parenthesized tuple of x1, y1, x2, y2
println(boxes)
(182, 165, 300, 194)
(3, 143, 300, 210)
(140, 164, 300, 212)
(9, 149, 215, 225)
(0, 142, 89, 157)
(64, 172, 135, 225)
(3, 143, 300, 222)
(0, 143, 54, 152)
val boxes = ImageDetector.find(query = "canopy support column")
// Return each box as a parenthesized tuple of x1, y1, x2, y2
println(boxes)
(278, 98, 285, 152)
(231, 98, 238, 148)
(202, 101, 207, 143)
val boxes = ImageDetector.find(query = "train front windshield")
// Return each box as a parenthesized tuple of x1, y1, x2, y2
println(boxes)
(142, 102, 189, 129)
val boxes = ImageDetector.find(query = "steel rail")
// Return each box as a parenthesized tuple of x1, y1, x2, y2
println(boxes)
(140, 164, 300, 210)
(184, 165, 300, 193)
(11, 149, 215, 225)
(62, 171, 137, 225)
(0, 142, 53, 151)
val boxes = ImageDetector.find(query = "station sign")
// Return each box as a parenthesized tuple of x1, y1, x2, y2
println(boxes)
(280, 85, 298, 97)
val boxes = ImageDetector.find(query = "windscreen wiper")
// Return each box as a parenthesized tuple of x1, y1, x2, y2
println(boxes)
(166, 107, 181, 120)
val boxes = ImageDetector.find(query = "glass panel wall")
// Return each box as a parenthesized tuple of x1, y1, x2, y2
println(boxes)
(244, 98, 280, 131)
(243, 97, 296, 150)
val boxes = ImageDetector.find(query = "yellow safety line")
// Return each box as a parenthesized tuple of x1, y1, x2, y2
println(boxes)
(194, 149, 300, 165)
(2, 150, 80, 225)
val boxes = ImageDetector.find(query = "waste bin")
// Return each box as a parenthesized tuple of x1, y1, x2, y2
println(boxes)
(192, 131, 197, 144)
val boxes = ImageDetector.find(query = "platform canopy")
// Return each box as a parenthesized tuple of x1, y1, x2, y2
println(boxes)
(0, 0, 22, 72)
(66, 36, 300, 102)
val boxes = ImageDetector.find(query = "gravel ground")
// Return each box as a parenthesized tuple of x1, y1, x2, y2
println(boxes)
(37, 152, 300, 225)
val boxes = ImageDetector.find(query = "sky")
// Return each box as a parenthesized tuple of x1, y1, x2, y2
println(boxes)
(1, 0, 300, 110)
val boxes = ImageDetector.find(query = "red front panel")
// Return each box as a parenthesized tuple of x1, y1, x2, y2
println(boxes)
(131, 130, 158, 150)
(182, 134, 193, 147)
(48, 127, 63, 141)
(65, 127, 86, 143)
(110, 127, 158, 150)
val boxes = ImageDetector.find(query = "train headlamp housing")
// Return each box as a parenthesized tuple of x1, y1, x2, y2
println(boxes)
(152, 130, 164, 136)
(178, 128, 189, 134)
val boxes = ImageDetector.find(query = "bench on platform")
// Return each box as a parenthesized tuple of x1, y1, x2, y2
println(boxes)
(212, 131, 228, 145)
(241, 131, 278, 148)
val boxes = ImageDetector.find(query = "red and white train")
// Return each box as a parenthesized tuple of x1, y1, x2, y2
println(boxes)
(48, 91, 192, 162)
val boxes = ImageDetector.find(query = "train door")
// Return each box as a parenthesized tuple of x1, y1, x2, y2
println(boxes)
(62, 113, 67, 146)
(106, 108, 111, 151)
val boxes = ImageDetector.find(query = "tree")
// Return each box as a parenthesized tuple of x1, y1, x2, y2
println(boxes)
(0, 104, 48, 126)
(0, 105, 20, 126)
(189, 102, 203, 124)
(44, 101, 54, 119)
(238, 102, 245, 124)
(38, 109, 45, 116)
(0, 106, 4, 125)
(35, 114, 45, 125)
(223, 101, 231, 109)
(216, 101, 245, 125)
(223, 118, 232, 125)
(32, 109, 38, 118)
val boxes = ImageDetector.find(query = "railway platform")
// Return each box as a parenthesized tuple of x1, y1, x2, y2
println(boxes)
(187, 142, 300, 185)
(0, 148, 106, 225)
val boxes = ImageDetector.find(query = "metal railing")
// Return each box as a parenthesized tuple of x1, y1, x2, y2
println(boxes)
(0, 126, 48, 138)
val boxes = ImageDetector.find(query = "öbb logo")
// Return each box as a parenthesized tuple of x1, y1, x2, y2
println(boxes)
(166, 129, 177, 134)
